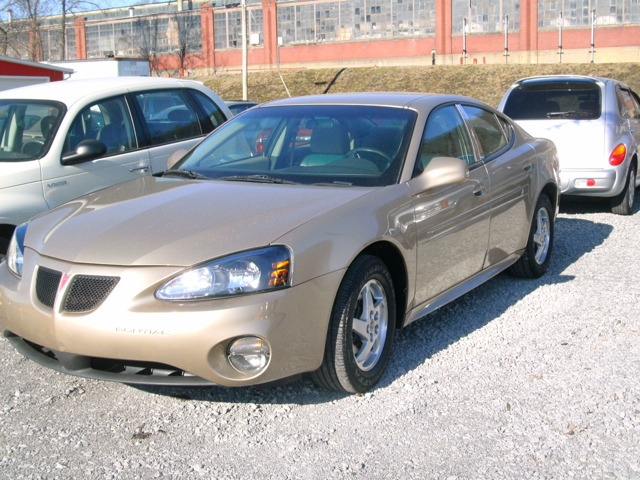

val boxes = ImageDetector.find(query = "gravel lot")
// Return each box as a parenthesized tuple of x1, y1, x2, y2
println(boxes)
(1, 199, 639, 479)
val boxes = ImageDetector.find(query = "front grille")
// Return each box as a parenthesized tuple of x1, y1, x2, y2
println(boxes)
(35, 267, 62, 309)
(63, 275, 120, 313)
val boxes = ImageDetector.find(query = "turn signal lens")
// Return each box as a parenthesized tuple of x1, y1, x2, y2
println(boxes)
(609, 144, 626, 166)
(269, 260, 290, 286)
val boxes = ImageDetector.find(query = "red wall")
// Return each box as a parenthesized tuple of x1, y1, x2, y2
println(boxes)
(0, 60, 65, 81)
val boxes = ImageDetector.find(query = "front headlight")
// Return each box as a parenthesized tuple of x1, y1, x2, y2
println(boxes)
(156, 245, 292, 301)
(7, 223, 28, 277)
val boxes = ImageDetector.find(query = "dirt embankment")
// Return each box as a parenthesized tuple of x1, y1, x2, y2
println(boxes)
(199, 63, 640, 108)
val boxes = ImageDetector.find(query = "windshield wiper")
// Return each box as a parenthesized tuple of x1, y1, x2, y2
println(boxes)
(546, 111, 593, 118)
(160, 169, 210, 180)
(218, 175, 298, 185)
(311, 181, 353, 186)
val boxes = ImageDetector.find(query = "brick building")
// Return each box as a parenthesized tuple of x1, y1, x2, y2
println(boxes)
(2, 0, 639, 75)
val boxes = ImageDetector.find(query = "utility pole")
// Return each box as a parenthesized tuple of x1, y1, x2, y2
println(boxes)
(241, 0, 248, 100)
(503, 14, 509, 63)
(558, 11, 563, 63)
(590, 9, 596, 63)
(462, 17, 467, 65)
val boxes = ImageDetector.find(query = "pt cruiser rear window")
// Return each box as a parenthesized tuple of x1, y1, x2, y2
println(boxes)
(503, 80, 601, 121)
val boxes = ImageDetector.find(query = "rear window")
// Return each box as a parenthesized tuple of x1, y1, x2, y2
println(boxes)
(503, 80, 601, 121)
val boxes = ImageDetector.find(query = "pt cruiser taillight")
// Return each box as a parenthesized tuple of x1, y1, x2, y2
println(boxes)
(609, 144, 626, 166)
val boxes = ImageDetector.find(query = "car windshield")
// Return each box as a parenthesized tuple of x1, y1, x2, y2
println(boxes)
(0, 100, 65, 162)
(174, 105, 417, 187)
(503, 81, 602, 121)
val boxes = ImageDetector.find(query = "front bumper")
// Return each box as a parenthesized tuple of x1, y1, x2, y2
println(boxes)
(0, 251, 343, 387)
(560, 168, 622, 197)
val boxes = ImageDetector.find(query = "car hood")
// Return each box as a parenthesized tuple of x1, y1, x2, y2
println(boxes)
(26, 176, 375, 267)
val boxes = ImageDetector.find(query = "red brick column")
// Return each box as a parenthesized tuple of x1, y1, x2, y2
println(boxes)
(262, 0, 278, 67)
(520, 0, 538, 54)
(435, 0, 452, 55)
(74, 17, 86, 60)
(201, 3, 215, 70)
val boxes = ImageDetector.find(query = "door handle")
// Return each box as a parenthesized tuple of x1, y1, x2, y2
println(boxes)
(523, 163, 533, 172)
(631, 129, 637, 133)
(473, 185, 484, 196)
(130, 164, 150, 173)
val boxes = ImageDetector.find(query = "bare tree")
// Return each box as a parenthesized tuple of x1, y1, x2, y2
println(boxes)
(172, 10, 198, 76)
(0, 1, 16, 55)
(1, 0, 56, 60)
(135, 15, 160, 75)
(58, 0, 102, 60)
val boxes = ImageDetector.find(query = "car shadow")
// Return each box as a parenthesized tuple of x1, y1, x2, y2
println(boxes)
(559, 193, 640, 216)
(132, 216, 613, 405)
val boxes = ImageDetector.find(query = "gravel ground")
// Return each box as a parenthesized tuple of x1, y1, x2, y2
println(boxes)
(1, 199, 639, 479)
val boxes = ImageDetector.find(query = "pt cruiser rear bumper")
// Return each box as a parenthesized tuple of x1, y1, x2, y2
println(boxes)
(560, 168, 623, 197)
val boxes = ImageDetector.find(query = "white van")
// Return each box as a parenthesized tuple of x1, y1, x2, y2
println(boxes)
(0, 77, 231, 255)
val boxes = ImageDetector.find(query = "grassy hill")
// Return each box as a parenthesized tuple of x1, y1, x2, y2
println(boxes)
(199, 63, 640, 108)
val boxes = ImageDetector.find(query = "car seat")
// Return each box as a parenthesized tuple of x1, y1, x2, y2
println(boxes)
(96, 101, 132, 154)
(300, 124, 350, 167)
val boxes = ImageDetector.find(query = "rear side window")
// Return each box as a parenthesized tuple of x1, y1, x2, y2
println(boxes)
(617, 87, 638, 119)
(133, 90, 202, 146)
(460, 106, 508, 159)
(189, 90, 227, 134)
(503, 80, 601, 120)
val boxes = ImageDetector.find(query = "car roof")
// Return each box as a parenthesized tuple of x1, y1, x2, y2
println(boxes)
(509, 74, 626, 89)
(0, 77, 207, 105)
(260, 92, 481, 110)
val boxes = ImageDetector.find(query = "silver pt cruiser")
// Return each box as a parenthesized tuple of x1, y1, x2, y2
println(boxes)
(500, 75, 640, 215)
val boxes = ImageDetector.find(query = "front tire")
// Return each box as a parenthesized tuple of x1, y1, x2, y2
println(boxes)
(311, 255, 396, 393)
(611, 167, 636, 215)
(509, 194, 554, 279)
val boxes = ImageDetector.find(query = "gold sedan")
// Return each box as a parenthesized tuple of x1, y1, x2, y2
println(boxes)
(0, 93, 560, 393)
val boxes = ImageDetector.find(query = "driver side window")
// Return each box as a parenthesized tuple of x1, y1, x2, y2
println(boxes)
(64, 96, 136, 156)
(416, 105, 475, 176)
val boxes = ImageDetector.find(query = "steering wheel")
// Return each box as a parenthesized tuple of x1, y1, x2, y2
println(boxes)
(345, 148, 392, 171)
(22, 140, 45, 157)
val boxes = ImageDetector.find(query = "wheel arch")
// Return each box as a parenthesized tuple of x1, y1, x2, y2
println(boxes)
(360, 240, 408, 330)
(539, 181, 559, 217)
(630, 152, 638, 176)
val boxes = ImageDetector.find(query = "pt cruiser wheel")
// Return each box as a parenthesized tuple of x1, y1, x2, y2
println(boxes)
(312, 255, 396, 393)
(611, 167, 636, 216)
(510, 194, 554, 279)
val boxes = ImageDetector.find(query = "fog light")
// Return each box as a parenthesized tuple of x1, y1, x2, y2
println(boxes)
(228, 337, 270, 374)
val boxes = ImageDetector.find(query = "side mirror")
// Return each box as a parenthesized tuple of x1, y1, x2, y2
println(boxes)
(61, 140, 107, 165)
(167, 149, 188, 170)
(409, 156, 468, 194)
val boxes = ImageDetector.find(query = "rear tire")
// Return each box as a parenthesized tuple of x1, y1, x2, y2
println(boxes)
(611, 167, 636, 215)
(509, 194, 554, 279)
(311, 255, 396, 393)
